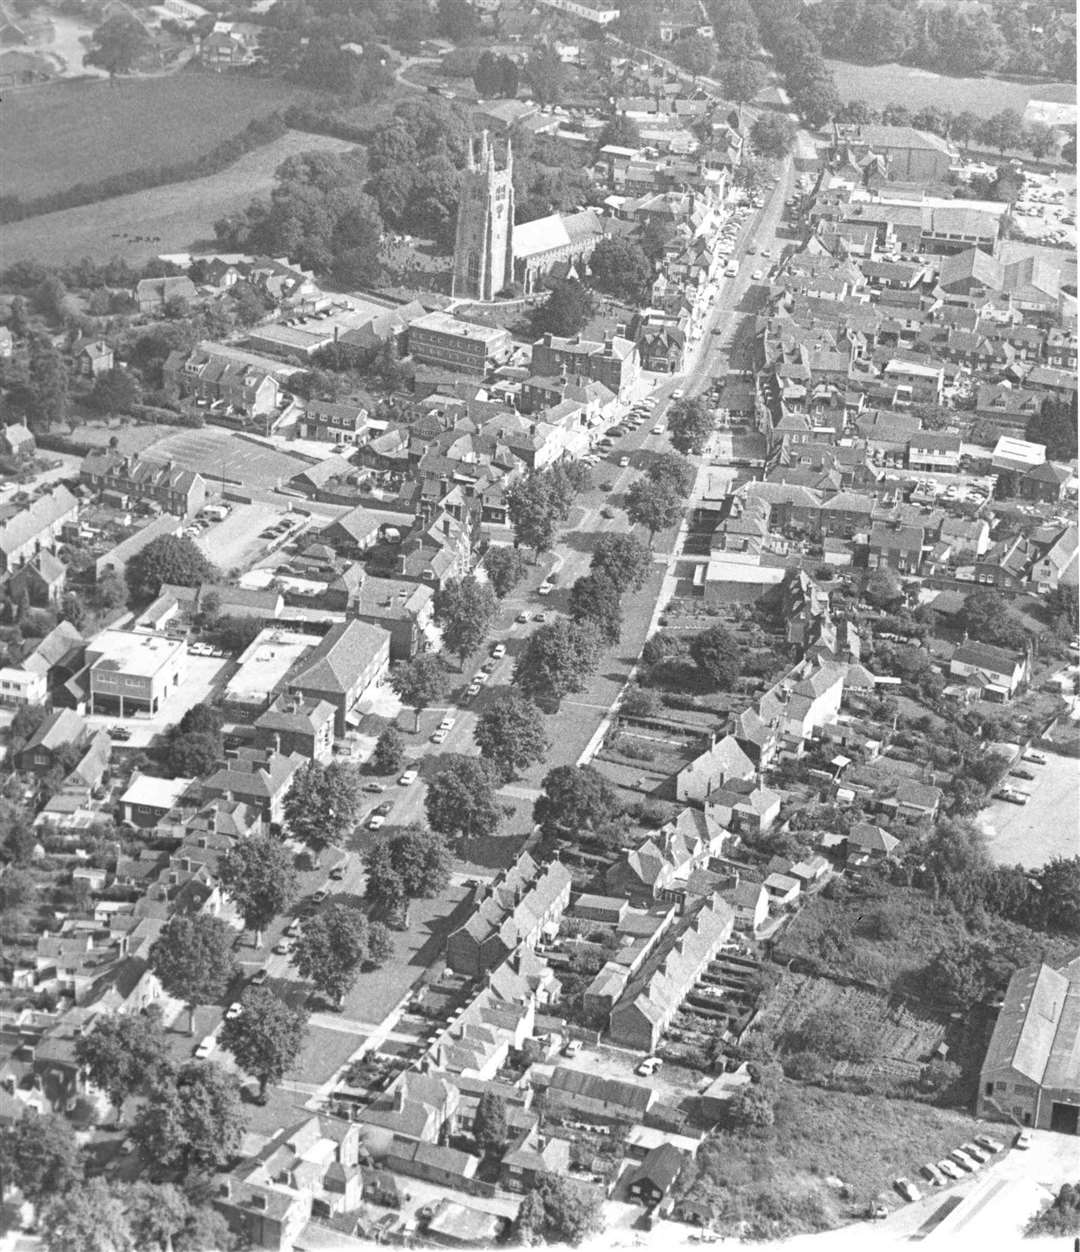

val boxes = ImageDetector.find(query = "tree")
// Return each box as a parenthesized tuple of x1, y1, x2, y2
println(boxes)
(524, 45, 566, 107)
(218, 833, 297, 948)
(1033, 857, 1080, 938)
(588, 237, 653, 303)
(93, 568, 128, 611)
(507, 474, 559, 560)
(670, 33, 713, 75)
(719, 57, 766, 106)
(132, 1062, 243, 1174)
(647, 452, 695, 496)
(515, 619, 602, 705)
(750, 111, 797, 158)
(39, 1180, 133, 1252)
(371, 726, 405, 775)
(435, 575, 497, 669)
(75, 1011, 168, 1126)
(626, 477, 681, 546)
(165, 731, 220, 778)
(474, 693, 550, 782)
(951, 110, 980, 150)
(1027, 395, 1078, 462)
(425, 757, 501, 841)
(1026, 1181, 1080, 1239)
(1024, 122, 1057, 159)
(621, 684, 661, 718)
(366, 921, 394, 966)
(667, 396, 714, 456)
(484, 545, 529, 598)
(569, 570, 623, 645)
(591, 533, 651, 593)
(291, 903, 369, 1007)
(0, 1114, 83, 1204)
(219, 985, 308, 1101)
(25, 335, 70, 425)
(728, 1081, 776, 1129)
(980, 109, 1024, 155)
(390, 654, 448, 732)
(596, 114, 640, 149)
(149, 914, 237, 1033)
(516, 1174, 604, 1246)
(282, 760, 365, 851)
(439, 0, 478, 42)
(364, 826, 452, 918)
(535, 764, 621, 841)
(689, 622, 743, 689)
(960, 589, 1027, 649)
(124, 1181, 234, 1252)
(474, 1090, 509, 1157)
(125, 535, 215, 604)
(88, 368, 141, 416)
(83, 13, 151, 77)
(864, 567, 903, 609)
(531, 279, 591, 338)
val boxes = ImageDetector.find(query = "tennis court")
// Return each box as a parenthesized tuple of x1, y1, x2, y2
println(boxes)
(149, 426, 310, 491)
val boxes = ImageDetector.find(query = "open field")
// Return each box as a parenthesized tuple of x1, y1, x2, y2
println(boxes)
(3, 74, 307, 200)
(0, 130, 358, 267)
(149, 426, 310, 491)
(975, 747, 1080, 868)
(825, 60, 1074, 117)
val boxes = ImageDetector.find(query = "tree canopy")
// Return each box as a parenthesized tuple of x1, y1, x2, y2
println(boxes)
(535, 764, 622, 842)
(689, 622, 743, 689)
(390, 654, 448, 731)
(84, 13, 152, 77)
(125, 535, 215, 604)
(219, 985, 309, 1100)
(425, 756, 501, 841)
(282, 760, 365, 850)
(667, 396, 714, 456)
(74, 1010, 168, 1124)
(484, 545, 529, 598)
(569, 570, 623, 645)
(364, 826, 452, 917)
(148, 914, 237, 1032)
(474, 692, 550, 782)
(516, 1174, 604, 1246)
(514, 618, 602, 705)
(435, 575, 497, 668)
(530, 279, 592, 338)
(132, 1062, 243, 1175)
(291, 903, 371, 1006)
(218, 833, 297, 947)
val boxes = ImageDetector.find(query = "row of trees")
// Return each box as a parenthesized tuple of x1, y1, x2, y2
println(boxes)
(836, 100, 1060, 160)
(754, 0, 841, 128)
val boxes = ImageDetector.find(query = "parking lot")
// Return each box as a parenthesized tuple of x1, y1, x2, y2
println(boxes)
(147, 426, 310, 491)
(195, 501, 311, 573)
(977, 747, 1079, 868)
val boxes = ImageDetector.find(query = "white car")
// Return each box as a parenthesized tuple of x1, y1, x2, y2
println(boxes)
(975, 1134, 1004, 1154)
(562, 1039, 582, 1056)
(1014, 1129, 1032, 1149)
(537, 582, 554, 596)
(189, 642, 213, 656)
(619, 456, 630, 468)
(194, 1036, 214, 1060)
(398, 768, 419, 786)
(491, 643, 506, 660)
(751, 269, 764, 281)
(472, 670, 490, 685)
(368, 813, 386, 831)
(430, 728, 449, 744)
(636, 1056, 662, 1076)
(651, 424, 664, 435)
(439, 715, 455, 731)
(225, 1002, 243, 1020)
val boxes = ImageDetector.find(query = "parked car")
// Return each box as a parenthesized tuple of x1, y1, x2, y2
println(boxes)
(865, 1202, 888, 1221)
(1009, 768, 1035, 781)
(537, 582, 554, 596)
(1022, 751, 1046, 765)
(651, 424, 664, 435)
(438, 716, 455, 731)
(937, 1158, 962, 1181)
(975, 1134, 1004, 1154)
(368, 813, 386, 831)
(225, 1002, 243, 1020)
(286, 917, 303, 938)
(894, 1178, 921, 1203)
(1014, 1129, 1032, 1149)
(619, 456, 631, 468)
(949, 1149, 979, 1172)
(491, 643, 506, 659)
(430, 728, 449, 744)
(329, 864, 346, 881)
(636, 1056, 662, 1076)
(516, 610, 530, 622)
(311, 888, 329, 905)
(107, 726, 132, 741)
(250, 968, 269, 986)
(398, 768, 419, 786)
(562, 1039, 582, 1056)
(274, 938, 292, 956)
(194, 1036, 214, 1060)
(375, 802, 393, 816)
(921, 1163, 945, 1187)
(364, 781, 386, 793)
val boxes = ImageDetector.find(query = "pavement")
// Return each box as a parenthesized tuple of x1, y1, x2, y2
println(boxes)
(975, 746, 1080, 867)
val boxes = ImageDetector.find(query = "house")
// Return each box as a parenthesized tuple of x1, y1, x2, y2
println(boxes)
(73, 339, 114, 378)
(287, 620, 390, 736)
(445, 854, 572, 976)
(846, 821, 899, 860)
(299, 398, 369, 445)
(320, 507, 387, 557)
(164, 343, 293, 418)
(499, 1126, 572, 1194)
(0, 422, 34, 459)
(120, 772, 196, 828)
(763, 872, 800, 906)
(908, 432, 961, 474)
(728, 879, 769, 932)
(626, 1142, 687, 1209)
(346, 574, 435, 660)
(84, 629, 186, 718)
(543, 1067, 656, 1125)
(531, 332, 641, 402)
(950, 642, 1029, 700)
(202, 747, 306, 826)
(80, 452, 207, 519)
(22, 620, 84, 694)
(892, 778, 943, 821)
(134, 275, 198, 314)
(358, 1070, 461, 1147)
(424, 1199, 508, 1248)
(1030, 525, 1078, 594)
(0, 666, 47, 708)
(675, 734, 755, 804)
(253, 695, 336, 763)
(869, 521, 925, 575)
(9, 551, 66, 607)
(976, 958, 1080, 1134)
(1020, 462, 1071, 505)
(604, 807, 727, 905)
(15, 709, 87, 775)
(0, 484, 78, 573)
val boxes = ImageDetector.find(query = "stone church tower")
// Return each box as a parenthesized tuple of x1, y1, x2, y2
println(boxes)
(451, 131, 515, 302)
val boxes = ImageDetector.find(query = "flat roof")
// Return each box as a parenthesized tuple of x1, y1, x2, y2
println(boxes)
(225, 628, 315, 703)
(121, 772, 195, 809)
(87, 629, 184, 679)
(410, 311, 509, 344)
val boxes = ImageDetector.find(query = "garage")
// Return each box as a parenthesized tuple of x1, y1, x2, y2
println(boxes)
(1050, 1102, 1079, 1135)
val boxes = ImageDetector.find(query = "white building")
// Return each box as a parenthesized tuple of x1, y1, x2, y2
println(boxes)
(85, 629, 186, 718)
(0, 667, 47, 707)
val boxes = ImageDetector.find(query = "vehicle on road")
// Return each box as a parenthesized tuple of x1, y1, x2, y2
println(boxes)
(651, 424, 664, 435)
(865, 1202, 887, 1221)
(894, 1178, 921, 1203)
(636, 1056, 662, 1076)
(364, 781, 386, 793)
(250, 968, 269, 986)
(194, 1036, 214, 1060)
(368, 813, 386, 830)
(107, 726, 132, 741)
(538, 582, 554, 596)
(491, 643, 506, 659)
(1015, 1129, 1032, 1149)
(516, 610, 530, 622)
(430, 728, 449, 744)
(724, 262, 738, 276)
(1022, 751, 1046, 764)
(619, 455, 630, 467)
(399, 768, 419, 786)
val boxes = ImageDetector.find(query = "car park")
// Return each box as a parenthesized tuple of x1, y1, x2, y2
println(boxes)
(399, 768, 419, 786)
(921, 1163, 945, 1187)
(962, 1141, 989, 1163)
(894, 1178, 921, 1203)
(975, 1134, 1004, 1154)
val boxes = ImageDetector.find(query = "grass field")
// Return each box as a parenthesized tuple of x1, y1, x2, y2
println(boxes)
(3, 74, 305, 200)
(826, 60, 1075, 117)
(0, 130, 357, 266)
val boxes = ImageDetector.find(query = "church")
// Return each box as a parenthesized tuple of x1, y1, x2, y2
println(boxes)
(451, 131, 605, 301)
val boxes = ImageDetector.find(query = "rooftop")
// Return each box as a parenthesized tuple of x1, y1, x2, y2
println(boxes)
(86, 629, 185, 679)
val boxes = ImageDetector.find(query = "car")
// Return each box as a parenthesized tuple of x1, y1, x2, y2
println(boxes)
(751, 269, 764, 281)
(745, 244, 756, 255)
(364, 781, 386, 793)
(375, 801, 393, 816)
(894, 1178, 921, 1203)
(274, 938, 292, 956)
(533, 612, 546, 622)
(619, 455, 631, 467)
(250, 968, 269, 986)
(635, 1056, 662, 1076)
(975, 1134, 1004, 1154)
(651, 424, 664, 435)
(962, 1142, 989, 1163)
(194, 1036, 214, 1060)
(760, 247, 772, 257)
(473, 669, 490, 684)
(865, 1202, 888, 1221)
(949, 1149, 978, 1172)
(481, 658, 498, 673)
(1014, 1129, 1033, 1149)
(430, 728, 449, 744)
(921, 1163, 945, 1187)
(398, 768, 419, 786)
(1022, 751, 1046, 765)
(329, 864, 346, 881)
(562, 1039, 582, 1056)
(225, 1001, 243, 1020)
(189, 642, 213, 656)
(491, 643, 506, 659)
(937, 1158, 962, 1181)
(107, 726, 132, 741)
(466, 682, 482, 698)
(439, 715, 455, 731)
(286, 917, 303, 938)
(311, 888, 330, 905)
(537, 582, 554, 596)
(516, 610, 530, 622)
(368, 813, 386, 831)
(995, 787, 1028, 805)
(1009, 768, 1035, 780)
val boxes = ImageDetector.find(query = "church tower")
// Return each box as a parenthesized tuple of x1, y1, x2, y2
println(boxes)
(452, 131, 515, 302)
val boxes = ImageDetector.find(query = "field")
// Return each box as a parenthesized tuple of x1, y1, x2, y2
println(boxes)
(3, 74, 308, 201)
(825, 59, 1075, 117)
(0, 130, 358, 266)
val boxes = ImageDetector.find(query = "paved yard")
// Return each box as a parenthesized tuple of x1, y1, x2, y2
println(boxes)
(977, 748, 1079, 868)
(147, 426, 310, 491)
(195, 501, 309, 574)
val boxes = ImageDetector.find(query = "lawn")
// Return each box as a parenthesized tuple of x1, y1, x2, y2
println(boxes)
(678, 1083, 1008, 1233)
(4, 74, 307, 201)
(0, 130, 358, 266)
(825, 59, 1075, 118)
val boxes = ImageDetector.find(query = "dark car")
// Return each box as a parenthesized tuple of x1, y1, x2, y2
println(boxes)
(107, 726, 132, 741)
